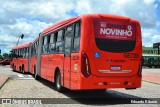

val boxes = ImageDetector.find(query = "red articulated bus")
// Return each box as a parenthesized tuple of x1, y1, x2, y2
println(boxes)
(11, 42, 31, 73)
(12, 14, 142, 92)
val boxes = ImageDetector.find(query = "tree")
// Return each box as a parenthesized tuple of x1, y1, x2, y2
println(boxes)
(3, 53, 9, 59)
(0, 55, 3, 60)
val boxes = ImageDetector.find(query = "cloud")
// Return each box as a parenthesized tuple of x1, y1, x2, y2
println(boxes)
(0, 0, 74, 24)
(0, 0, 157, 27)
(142, 28, 160, 46)
(0, 0, 159, 53)
(0, 18, 51, 53)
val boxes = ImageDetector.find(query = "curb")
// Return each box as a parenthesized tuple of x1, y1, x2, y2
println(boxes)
(0, 76, 10, 89)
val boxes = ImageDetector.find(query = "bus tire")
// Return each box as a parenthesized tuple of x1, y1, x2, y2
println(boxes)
(22, 65, 25, 74)
(19, 66, 21, 72)
(55, 71, 65, 92)
(12, 64, 14, 71)
(34, 66, 39, 80)
(34, 73, 39, 80)
(14, 66, 16, 71)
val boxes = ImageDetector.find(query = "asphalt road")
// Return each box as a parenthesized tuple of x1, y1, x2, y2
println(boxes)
(0, 65, 160, 107)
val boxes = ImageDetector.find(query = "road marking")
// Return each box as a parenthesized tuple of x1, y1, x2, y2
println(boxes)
(18, 74, 24, 77)
(10, 74, 35, 80)
(11, 78, 34, 80)
(14, 78, 34, 80)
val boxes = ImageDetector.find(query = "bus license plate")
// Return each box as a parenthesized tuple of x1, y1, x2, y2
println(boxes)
(111, 66, 121, 71)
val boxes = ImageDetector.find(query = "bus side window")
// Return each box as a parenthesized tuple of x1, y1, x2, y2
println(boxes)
(15, 50, 18, 58)
(57, 30, 63, 42)
(19, 49, 21, 58)
(31, 45, 34, 57)
(21, 48, 24, 58)
(23, 48, 25, 58)
(25, 47, 28, 58)
(17, 50, 20, 58)
(56, 30, 64, 53)
(64, 25, 73, 56)
(42, 36, 48, 54)
(35, 41, 38, 55)
(73, 22, 80, 52)
(26, 48, 29, 58)
(31, 46, 32, 57)
(49, 33, 56, 53)
(18, 49, 20, 58)
(34, 45, 35, 56)
(13, 50, 16, 58)
(34, 43, 36, 56)
(50, 34, 54, 43)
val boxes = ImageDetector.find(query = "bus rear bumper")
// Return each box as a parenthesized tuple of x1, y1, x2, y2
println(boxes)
(93, 75, 141, 89)
(78, 75, 142, 90)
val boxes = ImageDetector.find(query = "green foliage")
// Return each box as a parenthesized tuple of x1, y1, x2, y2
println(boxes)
(0, 55, 3, 60)
(2, 53, 9, 59)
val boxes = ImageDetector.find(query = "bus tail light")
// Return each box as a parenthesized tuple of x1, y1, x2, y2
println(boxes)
(81, 52, 91, 78)
(137, 60, 142, 77)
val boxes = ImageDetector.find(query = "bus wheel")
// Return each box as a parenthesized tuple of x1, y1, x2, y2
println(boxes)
(22, 66, 25, 74)
(14, 66, 16, 71)
(34, 72, 40, 80)
(35, 74, 38, 80)
(34, 66, 39, 80)
(55, 71, 65, 92)
(12, 64, 14, 71)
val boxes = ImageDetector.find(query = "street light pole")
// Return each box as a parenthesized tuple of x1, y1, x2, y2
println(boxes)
(16, 37, 20, 45)
(16, 34, 24, 45)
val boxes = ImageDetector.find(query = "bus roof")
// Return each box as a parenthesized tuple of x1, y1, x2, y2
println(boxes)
(42, 14, 138, 36)
(32, 36, 39, 44)
(42, 16, 79, 35)
(12, 42, 30, 50)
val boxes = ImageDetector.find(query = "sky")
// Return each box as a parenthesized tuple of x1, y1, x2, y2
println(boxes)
(0, 0, 160, 54)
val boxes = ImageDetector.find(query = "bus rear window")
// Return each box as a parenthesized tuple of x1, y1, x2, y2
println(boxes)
(94, 18, 136, 53)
